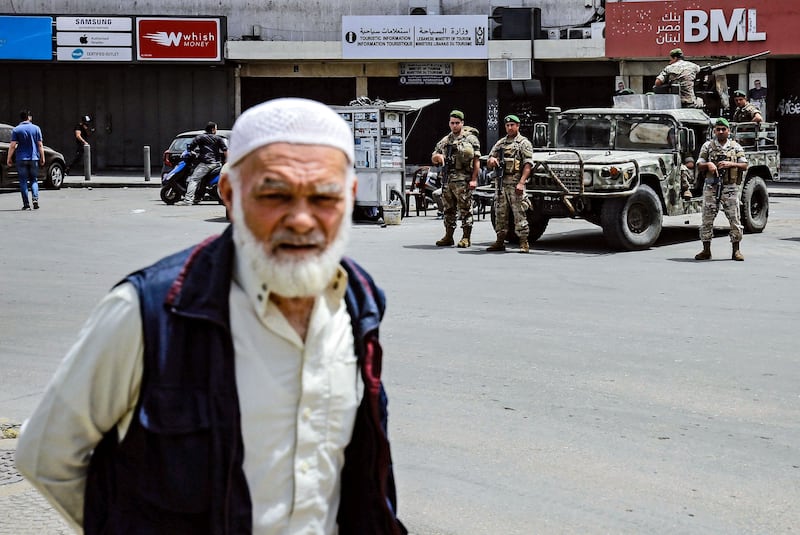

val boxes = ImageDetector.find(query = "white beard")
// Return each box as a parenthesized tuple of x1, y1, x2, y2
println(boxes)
(231, 191, 352, 298)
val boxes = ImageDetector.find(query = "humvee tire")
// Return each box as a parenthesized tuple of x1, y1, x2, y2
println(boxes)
(600, 185, 662, 250)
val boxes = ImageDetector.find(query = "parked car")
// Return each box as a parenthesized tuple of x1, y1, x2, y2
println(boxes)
(161, 129, 231, 178)
(0, 123, 67, 189)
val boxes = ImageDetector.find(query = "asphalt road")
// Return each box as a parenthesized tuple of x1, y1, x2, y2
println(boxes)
(1, 186, 799, 534)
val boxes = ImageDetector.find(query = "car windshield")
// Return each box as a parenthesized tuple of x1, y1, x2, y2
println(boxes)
(558, 118, 611, 149)
(615, 118, 676, 152)
(168, 136, 194, 152)
(0, 126, 12, 143)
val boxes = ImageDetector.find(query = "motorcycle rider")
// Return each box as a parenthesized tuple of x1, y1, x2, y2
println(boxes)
(179, 121, 228, 205)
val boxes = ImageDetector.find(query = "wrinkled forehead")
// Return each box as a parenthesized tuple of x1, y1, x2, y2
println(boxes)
(238, 143, 351, 186)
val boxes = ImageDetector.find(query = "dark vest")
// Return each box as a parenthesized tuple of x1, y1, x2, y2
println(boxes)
(83, 226, 405, 535)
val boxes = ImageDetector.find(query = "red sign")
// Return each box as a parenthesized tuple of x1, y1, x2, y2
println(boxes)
(606, 0, 799, 59)
(137, 17, 221, 62)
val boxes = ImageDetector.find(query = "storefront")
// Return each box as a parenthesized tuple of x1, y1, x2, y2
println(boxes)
(605, 0, 800, 175)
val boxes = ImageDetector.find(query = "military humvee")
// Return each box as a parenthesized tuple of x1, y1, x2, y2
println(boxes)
(476, 102, 779, 250)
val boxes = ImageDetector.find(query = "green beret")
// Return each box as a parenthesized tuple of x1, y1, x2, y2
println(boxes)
(715, 117, 730, 128)
(449, 110, 464, 120)
(504, 114, 520, 124)
(733, 89, 746, 98)
(670, 48, 683, 58)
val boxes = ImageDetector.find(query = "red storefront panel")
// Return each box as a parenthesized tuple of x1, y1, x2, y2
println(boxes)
(606, 0, 798, 59)
(137, 18, 221, 62)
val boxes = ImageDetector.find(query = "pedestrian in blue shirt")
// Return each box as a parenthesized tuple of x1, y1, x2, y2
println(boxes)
(7, 109, 45, 210)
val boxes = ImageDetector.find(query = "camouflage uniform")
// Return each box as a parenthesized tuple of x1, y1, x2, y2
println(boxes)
(432, 129, 480, 231)
(679, 163, 694, 193)
(488, 133, 534, 238)
(733, 102, 762, 122)
(697, 138, 748, 242)
(656, 59, 701, 107)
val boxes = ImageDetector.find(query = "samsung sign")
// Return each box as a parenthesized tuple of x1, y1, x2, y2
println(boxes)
(0, 16, 53, 60)
(342, 15, 488, 59)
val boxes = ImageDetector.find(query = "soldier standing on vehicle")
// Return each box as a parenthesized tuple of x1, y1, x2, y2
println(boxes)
(485, 114, 534, 253)
(694, 118, 748, 261)
(179, 121, 228, 206)
(732, 90, 763, 123)
(653, 48, 701, 108)
(431, 110, 480, 248)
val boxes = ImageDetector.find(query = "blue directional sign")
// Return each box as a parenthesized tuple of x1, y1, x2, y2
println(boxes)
(0, 16, 53, 60)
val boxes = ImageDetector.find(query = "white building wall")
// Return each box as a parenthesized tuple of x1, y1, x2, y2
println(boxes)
(6, 0, 605, 43)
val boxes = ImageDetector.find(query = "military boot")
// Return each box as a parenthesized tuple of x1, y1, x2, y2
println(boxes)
(486, 232, 506, 252)
(694, 241, 712, 260)
(436, 226, 455, 247)
(457, 226, 472, 248)
(518, 237, 529, 254)
(732, 242, 744, 261)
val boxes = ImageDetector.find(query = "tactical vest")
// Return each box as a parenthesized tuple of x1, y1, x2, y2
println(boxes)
(703, 140, 745, 185)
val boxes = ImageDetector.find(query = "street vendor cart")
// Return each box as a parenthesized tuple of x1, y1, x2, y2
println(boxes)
(333, 97, 438, 221)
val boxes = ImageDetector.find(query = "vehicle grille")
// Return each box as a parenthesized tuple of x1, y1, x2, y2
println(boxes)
(529, 164, 582, 192)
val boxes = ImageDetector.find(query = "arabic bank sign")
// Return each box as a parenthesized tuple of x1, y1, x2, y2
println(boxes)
(606, 0, 798, 58)
(137, 17, 222, 62)
(342, 15, 488, 60)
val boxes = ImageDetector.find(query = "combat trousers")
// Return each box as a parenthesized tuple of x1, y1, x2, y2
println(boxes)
(441, 180, 473, 230)
(699, 183, 742, 243)
(494, 183, 529, 238)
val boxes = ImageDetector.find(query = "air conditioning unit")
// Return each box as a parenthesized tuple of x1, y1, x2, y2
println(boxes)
(488, 59, 510, 80)
(488, 59, 531, 80)
(511, 59, 531, 79)
(568, 28, 585, 39)
(591, 22, 605, 39)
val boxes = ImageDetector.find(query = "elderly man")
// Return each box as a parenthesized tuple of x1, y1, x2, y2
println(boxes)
(653, 48, 701, 108)
(16, 98, 407, 535)
(732, 89, 763, 123)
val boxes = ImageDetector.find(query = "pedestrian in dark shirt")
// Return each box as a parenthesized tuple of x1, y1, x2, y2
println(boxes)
(65, 115, 92, 175)
(179, 121, 228, 205)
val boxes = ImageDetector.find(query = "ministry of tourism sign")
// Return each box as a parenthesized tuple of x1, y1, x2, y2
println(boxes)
(342, 15, 488, 60)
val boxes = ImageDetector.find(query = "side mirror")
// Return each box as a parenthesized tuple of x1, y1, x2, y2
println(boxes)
(532, 123, 548, 148)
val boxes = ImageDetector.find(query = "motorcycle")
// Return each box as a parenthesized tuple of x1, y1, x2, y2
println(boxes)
(160, 150, 222, 205)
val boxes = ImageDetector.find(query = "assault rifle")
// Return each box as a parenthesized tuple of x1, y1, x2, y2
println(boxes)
(441, 143, 454, 186)
(710, 153, 730, 209)
(495, 149, 505, 195)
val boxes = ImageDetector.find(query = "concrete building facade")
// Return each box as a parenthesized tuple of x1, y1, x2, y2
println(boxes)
(1, 0, 798, 176)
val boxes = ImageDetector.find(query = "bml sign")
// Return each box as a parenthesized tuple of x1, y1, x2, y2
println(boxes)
(684, 9, 766, 43)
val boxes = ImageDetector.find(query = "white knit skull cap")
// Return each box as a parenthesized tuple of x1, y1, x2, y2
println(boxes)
(227, 98, 354, 167)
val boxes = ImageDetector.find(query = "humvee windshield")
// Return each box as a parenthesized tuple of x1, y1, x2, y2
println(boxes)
(558, 116, 677, 153)
(558, 118, 611, 149)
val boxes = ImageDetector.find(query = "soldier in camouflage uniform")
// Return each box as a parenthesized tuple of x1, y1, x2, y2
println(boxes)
(732, 90, 763, 123)
(694, 118, 749, 261)
(485, 114, 534, 253)
(431, 110, 480, 247)
(654, 48, 701, 108)
(680, 155, 695, 200)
